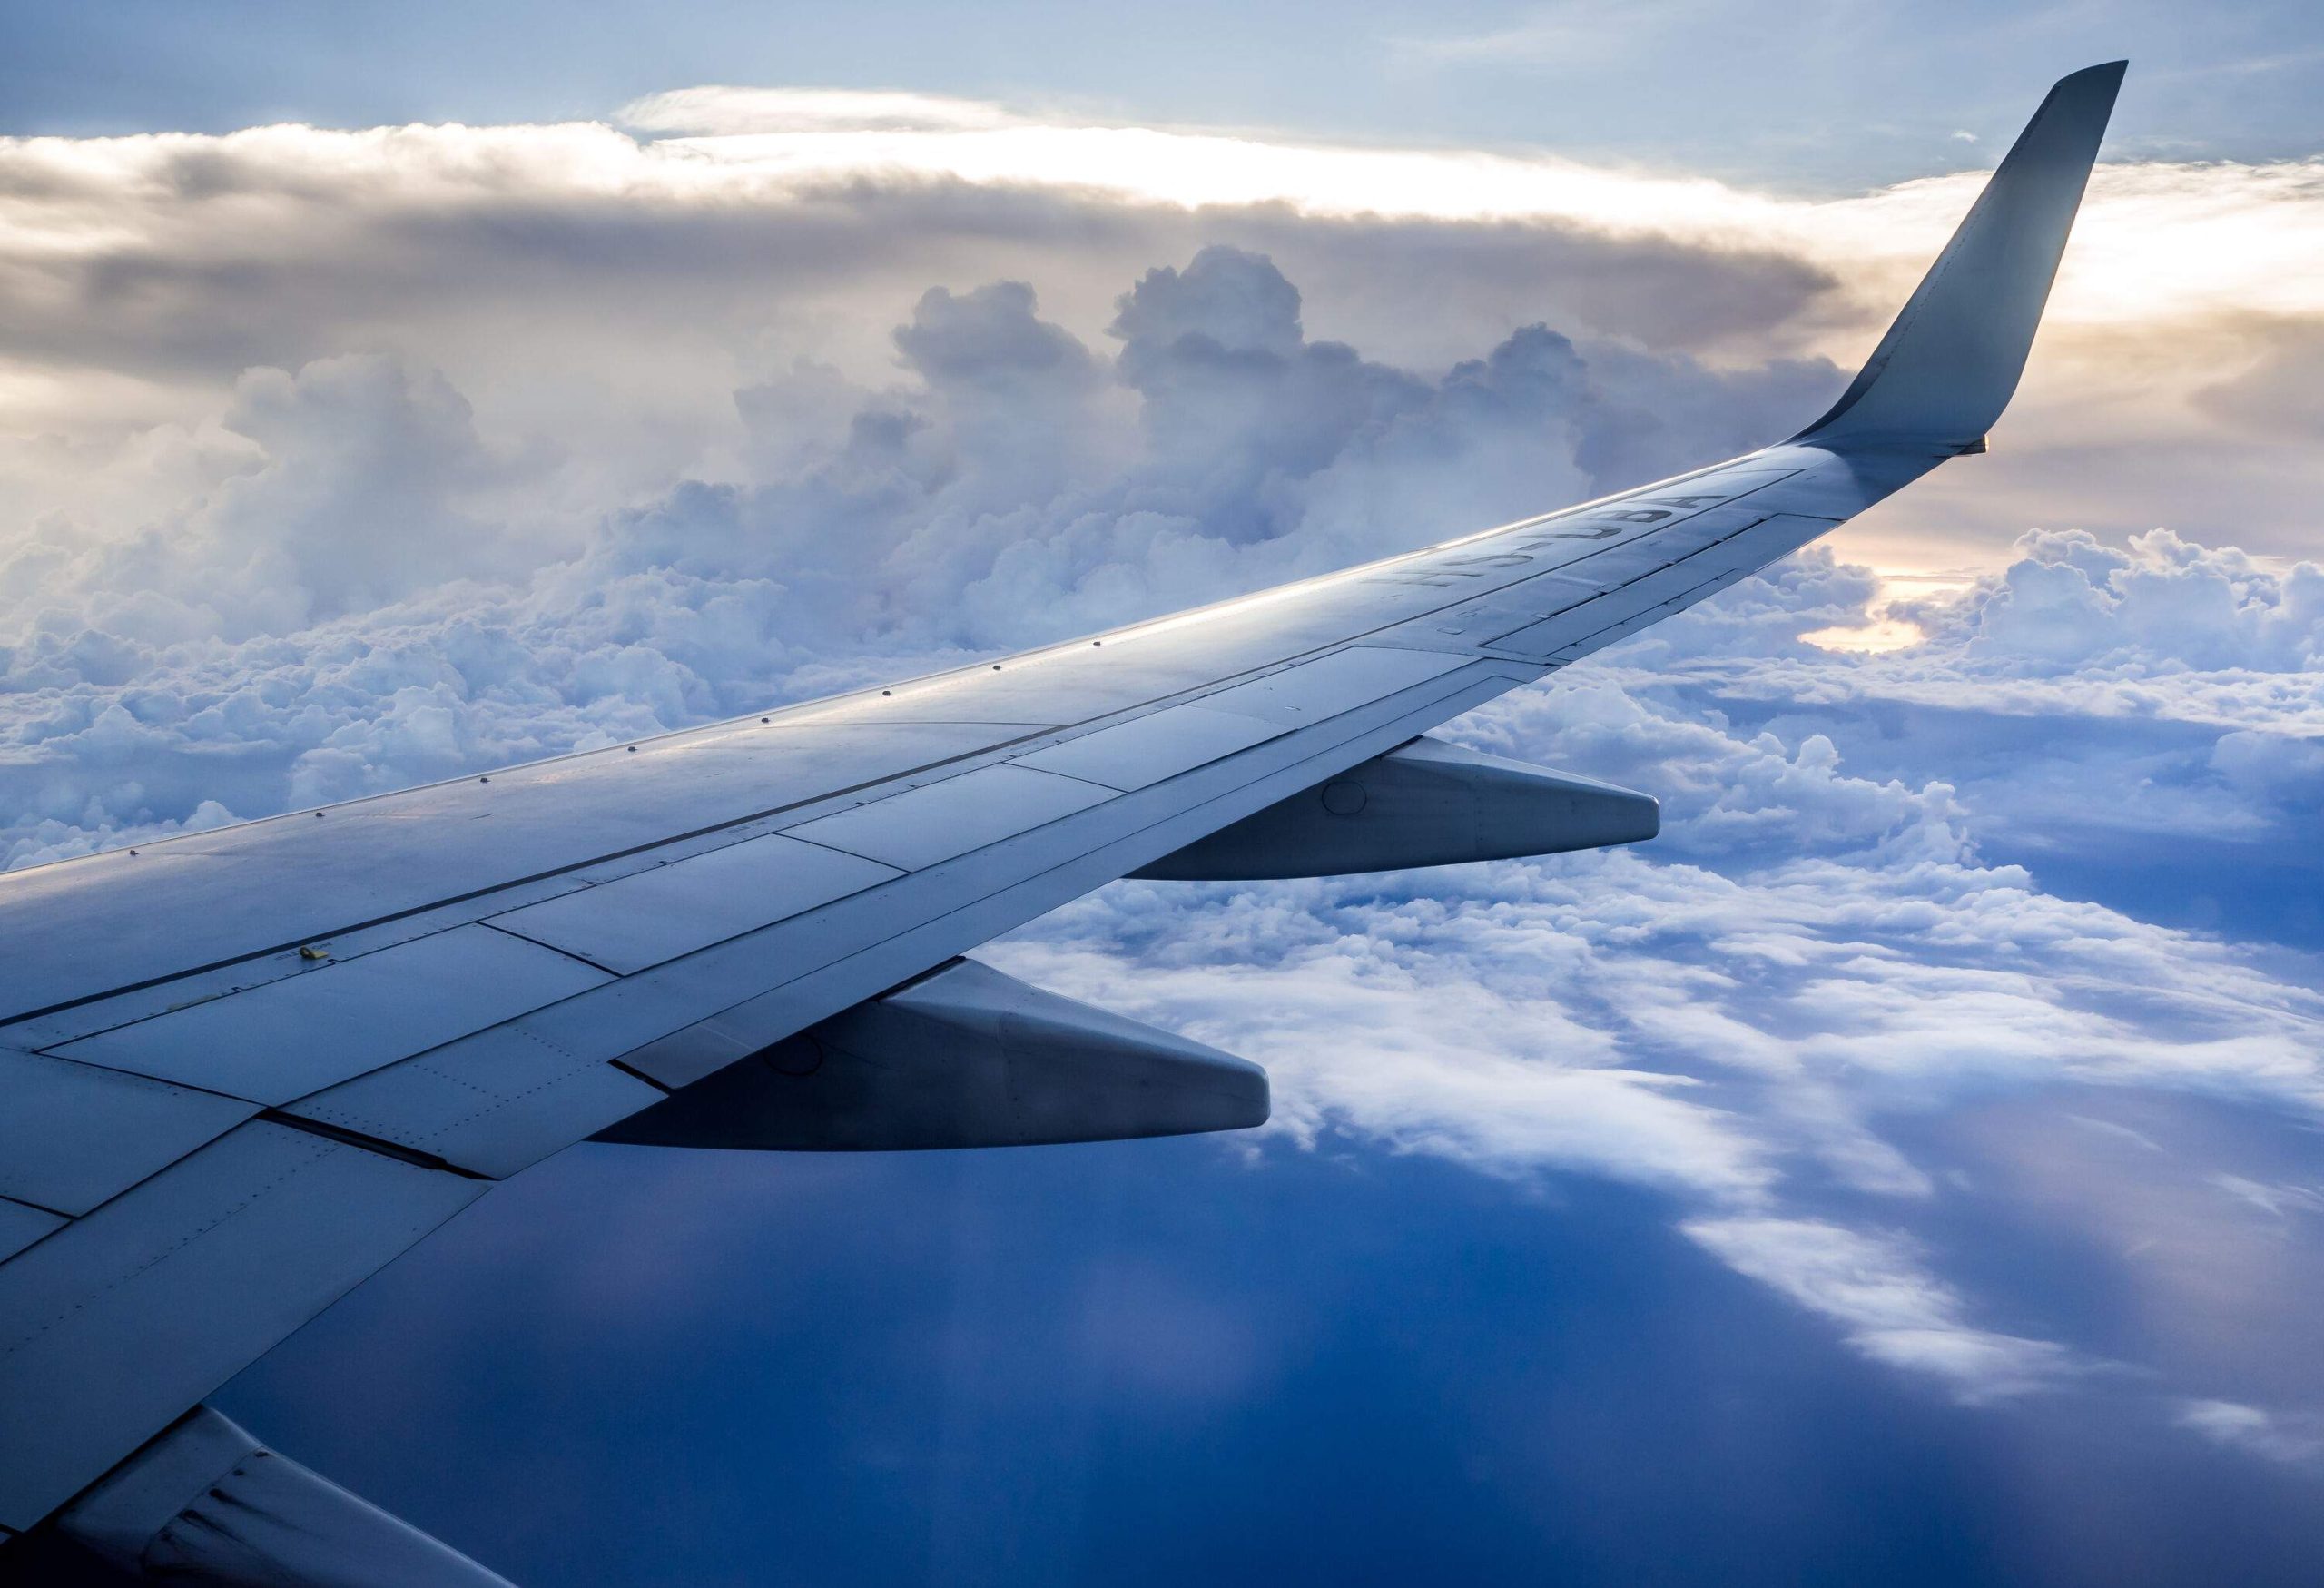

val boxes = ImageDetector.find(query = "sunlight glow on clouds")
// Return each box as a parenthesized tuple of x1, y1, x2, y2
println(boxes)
(604, 88, 2324, 338)
(7, 86, 2324, 571)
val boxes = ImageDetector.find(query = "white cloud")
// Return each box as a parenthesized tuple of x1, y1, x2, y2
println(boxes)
(2175, 1399, 2324, 1462)
(619, 87, 1029, 137)
(1680, 1217, 2073, 1401)
(8, 87, 2324, 572)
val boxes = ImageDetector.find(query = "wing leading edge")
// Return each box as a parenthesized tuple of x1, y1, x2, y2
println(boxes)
(0, 65, 2123, 1581)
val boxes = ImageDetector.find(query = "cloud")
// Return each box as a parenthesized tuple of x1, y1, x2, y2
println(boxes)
(1680, 1217, 2073, 1401)
(619, 87, 1029, 137)
(8, 87, 2324, 574)
(2176, 1399, 2324, 1463)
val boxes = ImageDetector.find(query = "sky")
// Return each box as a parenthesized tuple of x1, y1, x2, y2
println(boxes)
(3, 4, 2323, 1583)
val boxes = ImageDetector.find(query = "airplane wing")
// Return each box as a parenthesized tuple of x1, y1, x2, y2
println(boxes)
(0, 64, 2123, 1583)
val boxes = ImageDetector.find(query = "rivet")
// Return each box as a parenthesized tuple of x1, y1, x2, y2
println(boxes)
(882, 690, 891, 697)
(991, 664, 1001, 671)
(626, 745, 637, 754)
(761, 716, 770, 724)
(314, 811, 324, 818)
(478, 776, 489, 784)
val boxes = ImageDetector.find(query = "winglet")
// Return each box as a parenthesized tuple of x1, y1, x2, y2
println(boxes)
(1794, 61, 2125, 450)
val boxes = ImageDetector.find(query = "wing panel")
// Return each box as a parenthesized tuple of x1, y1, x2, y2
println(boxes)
(284, 1027, 664, 1179)
(486, 834, 902, 975)
(1008, 705, 1287, 792)
(781, 764, 1116, 871)
(0, 1203, 63, 1265)
(0, 1121, 485, 1529)
(0, 1050, 256, 1218)
(49, 924, 613, 1105)
(1192, 646, 1472, 726)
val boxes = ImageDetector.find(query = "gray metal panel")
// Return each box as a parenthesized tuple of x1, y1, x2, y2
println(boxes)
(52, 925, 613, 1105)
(1411, 572, 1603, 646)
(0, 1050, 255, 1217)
(0, 1120, 485, 1530)
(1009, 705, 1286, 792)
(782, 764, 1115, 872)
(1196, 646, 1472, 726)
(284, 1027, 665, 1179)
(487, 833, 901, 975)
(1679, 511, 1846, 577)
(0, 1200, 63, 1265)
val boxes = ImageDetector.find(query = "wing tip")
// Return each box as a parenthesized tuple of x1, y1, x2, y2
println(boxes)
(1791, 59, 2126, 451)
(2046, 59, 2129, 117)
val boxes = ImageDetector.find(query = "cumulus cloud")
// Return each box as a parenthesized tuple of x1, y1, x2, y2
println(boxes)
(2, 242, 1837, 864)
(6, 89, 2324, 566)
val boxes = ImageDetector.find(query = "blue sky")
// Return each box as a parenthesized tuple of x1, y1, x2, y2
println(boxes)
(10, 0, 2324, 186)
(4, 5, 2324, 1583)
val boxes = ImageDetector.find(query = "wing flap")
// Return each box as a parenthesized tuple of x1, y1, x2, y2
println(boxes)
(0, 1121, 486, 1530)
(0, 1050, 256, 1217)
(1009, 705, 1287, 792)
(487, 834, 901, 975)
(0, 1203, 64, 1266)
(49, 924, 611, 1105)
(781, 764, 1117, 871)
(285, 1024, 665, 1179)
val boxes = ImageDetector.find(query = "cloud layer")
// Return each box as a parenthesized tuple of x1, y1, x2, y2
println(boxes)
(4, 98, 2322, 1466)
(7, 90, 2324, 568)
